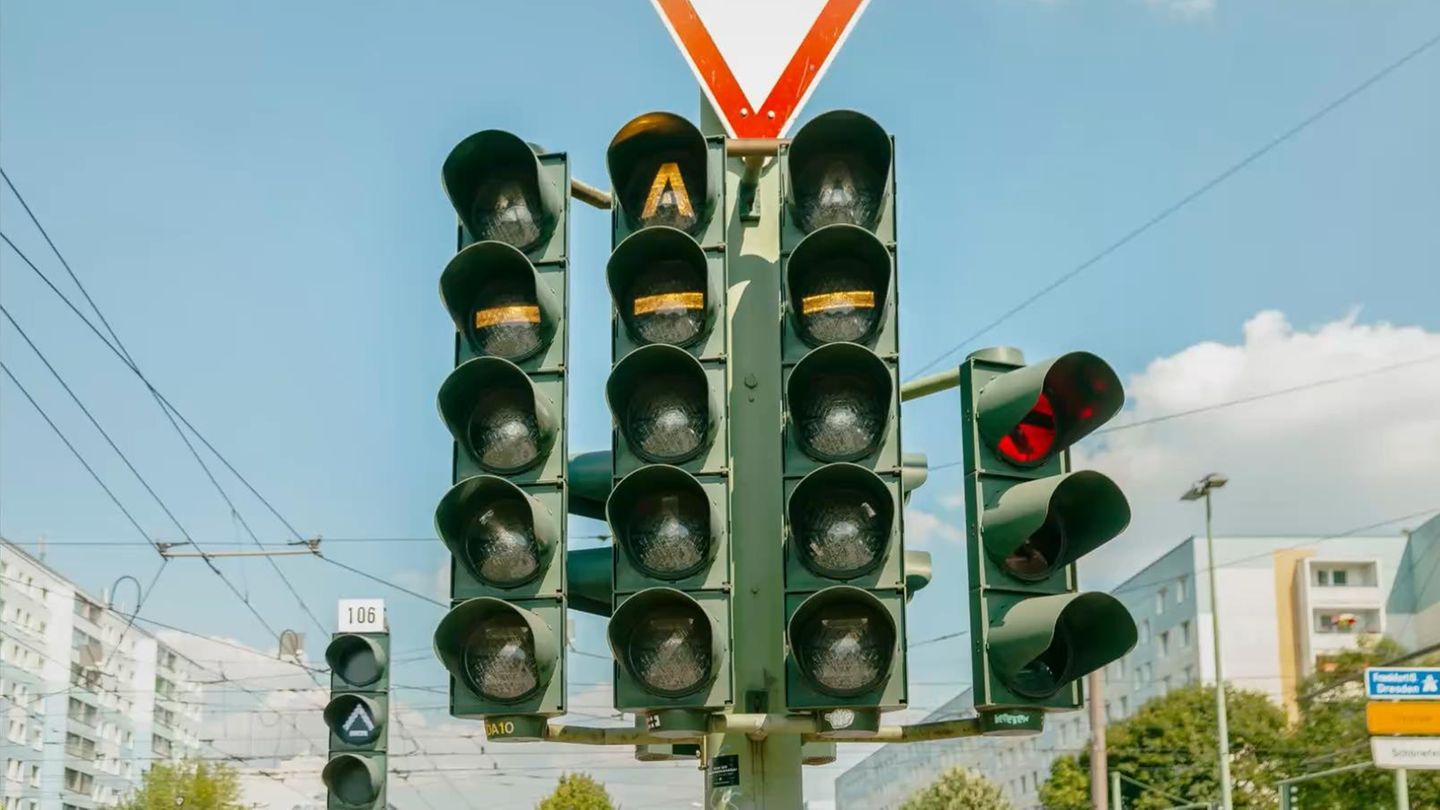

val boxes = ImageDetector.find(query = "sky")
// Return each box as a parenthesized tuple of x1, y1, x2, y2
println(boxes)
(2, 0, 1438, 807)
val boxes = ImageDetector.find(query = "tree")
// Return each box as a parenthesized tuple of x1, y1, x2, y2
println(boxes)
(116, 761, 243, 810)
(537, 772, 615, 810)
(900, 766, 1013, 810)
(1039, 684, 1293, 810)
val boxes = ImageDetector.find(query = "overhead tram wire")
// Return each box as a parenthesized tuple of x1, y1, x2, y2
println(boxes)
(908, 29, 1440, 378)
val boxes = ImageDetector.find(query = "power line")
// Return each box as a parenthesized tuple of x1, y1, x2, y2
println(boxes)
(908, 29, 1440, 377)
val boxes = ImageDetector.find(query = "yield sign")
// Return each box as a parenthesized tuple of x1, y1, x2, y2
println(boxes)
(652, 0, 870, 139)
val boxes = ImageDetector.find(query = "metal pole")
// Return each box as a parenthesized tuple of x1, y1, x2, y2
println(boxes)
(1205, 490, 1234, 810)
(1111, 771, 1122, 810)
(1089, 670, 1108, 810)
(1395, 768, 1410, 809)
(899, 368, 961, 401)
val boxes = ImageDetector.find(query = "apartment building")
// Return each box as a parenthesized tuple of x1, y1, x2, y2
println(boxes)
(1, 539, 205, 810)
(836, 516, 1440, 809)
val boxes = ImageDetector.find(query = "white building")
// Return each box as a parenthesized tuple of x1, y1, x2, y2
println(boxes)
(836, 517, 1440, 809)
(1, 539, 205, 810)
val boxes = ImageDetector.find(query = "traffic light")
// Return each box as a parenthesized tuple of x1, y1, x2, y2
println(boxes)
(431, 129, 570, 742)
(322, 631, 389, 809)
(960, 348, 1138, 713)
(602, 112, 732, 731)
(778, 110, 907, 732)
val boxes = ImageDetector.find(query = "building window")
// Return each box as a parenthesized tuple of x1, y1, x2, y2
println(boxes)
(1157, 588, 1167, 615)
(1181, 620, 1192, 647)
(1120, 695, 1130, 715)
(1315, 568, 1351, 587)
(1177, 578, 1187, 603)
(1141, 621, 1151, 645)
(1160, 631, 1170, 657)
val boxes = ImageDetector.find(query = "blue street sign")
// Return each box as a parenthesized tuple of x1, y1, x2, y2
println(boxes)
(1366, 667, 1440, 700)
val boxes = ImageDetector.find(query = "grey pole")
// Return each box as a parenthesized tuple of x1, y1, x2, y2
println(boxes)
(1090, 670, 1108, 810)
(1205, 490, 1234, 810)
(1111, 770, 1122, 810)
(1395, 767, 1410, 809)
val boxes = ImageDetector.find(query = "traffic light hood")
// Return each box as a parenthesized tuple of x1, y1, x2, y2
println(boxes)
(442, 130, 561, 253)
(606, 344, 717, 464)
(433, 597, 560, 703)
(982, 470, 1131, 580)
(784, 223, 891, 349)
(321, 753, 384, 809)
(434, 474, 559, 589)
(787, 462, 895, 580)
(325, 634, 388, 688)
(607, 587, 725, 699)
(976, 352, 1123, 466)
(787, 586, 898, 698)
(607, 112, 713, 234)
(988, 591, 1137, 698)
(437, 356, 558, 474)
(606, 465, 719, 581)
(440, 240, 560, 363)
(606, 226, 714, 349)
(787, 342, 894, 463)
(787, 110, 892, 234)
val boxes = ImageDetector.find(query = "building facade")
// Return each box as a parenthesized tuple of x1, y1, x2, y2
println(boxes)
(1, 540, 205, 810)
(837, 518, 1440, 809)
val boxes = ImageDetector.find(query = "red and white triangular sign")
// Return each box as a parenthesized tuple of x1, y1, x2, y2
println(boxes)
(653, 0, 871, 139)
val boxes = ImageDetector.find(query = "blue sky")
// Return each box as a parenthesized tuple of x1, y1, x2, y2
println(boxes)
(3, 0, 1438, 804)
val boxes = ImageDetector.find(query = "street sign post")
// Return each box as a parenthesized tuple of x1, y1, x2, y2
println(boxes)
(1367, 667, 1440, 700)
(1373, 737, 1440, 770)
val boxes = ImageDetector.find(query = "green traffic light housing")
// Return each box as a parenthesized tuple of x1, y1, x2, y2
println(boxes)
(607, 344, 720, 471)
(321, 753, 385, 810)
(434, 597, 562, 723)
(441, 240, 561, 365)
(786, 110, 892, 234)
(607, 464, 721, 584)
(438, 356, 558, 476)
(608, 587, 729, 711)
(784, 223, 891, 350)
(975, 351, 1123, 469)
(786, 342, 894, 465)
(606, 226, 719, 353)
(435, 475, 560, 595)
(981, 470, 1131, 584)
(607, 112, 714, 237)
(326, 634, 388, 690)
(442, 130, 562, 254)
(987, 592, 1137, 699)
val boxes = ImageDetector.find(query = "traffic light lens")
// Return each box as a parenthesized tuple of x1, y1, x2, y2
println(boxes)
(470, 275, 543, 361)
(795, 601, 894, 696)
(1004, 512, 1066, 580)
(465, 498, 540, 587)
(466, 387, 542, 473)
(1012, 636, 1073, 698)
(468, 173, 543, 250)
(794, 158, 880, 233)
(795, 372, 885, 461)
(627, 490, 710, 579)
(626, 376, 708, 463)
(797, 488, 886, 579)
(464, 614, 540, 702)
(329, 637, 381, 687)
(997, 392, 1057, 464)
(628, 609, 712, 696)
(329, 757, 379, 805)
(794, 257, 880, 345)
(628, 260, 706, 346)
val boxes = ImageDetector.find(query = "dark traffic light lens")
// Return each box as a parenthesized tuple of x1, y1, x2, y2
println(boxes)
(626, 490, 710, 579)
(465, 498, 541, 587)
(470, 275, 543, 361)
(1004, 511, 1066, 580)
(464, 614, 540, 702)
(794, 600, 894, 696)
(1011, 635, 1073, 698)
(794, 158, 881, 233)
(793, 258, 880, 345)
(627, 609, 712, 696)
(328, 636, 381, 687)
(626, 376, 708, 463)
(329, 757, 379, 805)
(468, 172, 543, 249)
(795, 372, 885, 461)
(997, 392, 1057, 465)
(466, 387, 542, 473)
(796, 488, 886, 579)
(628, 260, 706, 346)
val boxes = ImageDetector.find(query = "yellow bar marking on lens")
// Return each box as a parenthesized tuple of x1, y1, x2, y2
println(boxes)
(640, 162, 695, 221)
(800, 291, 875, 315)
(633, 292, 704, 316)
(474, 306, 540, 329)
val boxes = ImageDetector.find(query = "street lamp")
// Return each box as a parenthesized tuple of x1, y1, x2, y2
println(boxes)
(1181, 472, 1230, 810)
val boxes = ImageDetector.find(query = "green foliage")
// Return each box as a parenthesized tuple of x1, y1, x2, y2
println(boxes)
(900, 766, 1013, 810)
(1289, 635, 1440, 809)
(537, 772, 615, 810)
(116, 761, 243, 810)
(1040, 684, 1292, 809)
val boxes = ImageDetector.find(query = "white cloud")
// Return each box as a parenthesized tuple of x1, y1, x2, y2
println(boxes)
(1073, 309, 1440, 588)
(1143, 0, 1216, 19)
(905, 507, 965, 547)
